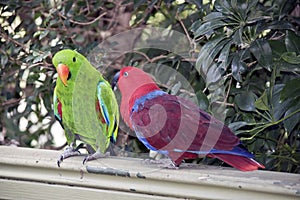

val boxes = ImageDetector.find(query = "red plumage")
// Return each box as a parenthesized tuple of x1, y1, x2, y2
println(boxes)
(96, 101, 107, 124)
(116, 66, 265, 171)
(131, 94, 239, 165)
(210, 154, 265, 172)
(57, 99, 62, 119)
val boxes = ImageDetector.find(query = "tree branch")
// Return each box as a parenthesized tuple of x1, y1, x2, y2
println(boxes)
(58, 12, 107, 26)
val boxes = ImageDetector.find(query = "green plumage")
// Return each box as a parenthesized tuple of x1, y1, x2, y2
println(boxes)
(52, 49, 119, 154)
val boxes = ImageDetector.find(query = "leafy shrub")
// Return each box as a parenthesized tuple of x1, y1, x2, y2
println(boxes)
(190, 0, 300, 172)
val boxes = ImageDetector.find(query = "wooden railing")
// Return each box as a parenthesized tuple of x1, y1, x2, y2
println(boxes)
(0, 146, 299, 200)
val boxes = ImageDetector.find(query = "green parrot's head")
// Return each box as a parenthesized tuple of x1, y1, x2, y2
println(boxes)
(52, 49, 85, 87)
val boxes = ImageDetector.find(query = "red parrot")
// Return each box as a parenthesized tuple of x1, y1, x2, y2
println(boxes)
(112, 66, 265, 171)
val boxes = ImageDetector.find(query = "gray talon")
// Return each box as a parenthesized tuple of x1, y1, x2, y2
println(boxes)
(56, 144, 82, 167)
(82, 151, 110, 165)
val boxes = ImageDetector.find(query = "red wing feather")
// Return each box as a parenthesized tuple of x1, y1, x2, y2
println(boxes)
(131, 94, 240, 161)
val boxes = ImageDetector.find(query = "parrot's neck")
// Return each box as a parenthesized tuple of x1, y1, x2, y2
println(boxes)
(128, 83, 160, 112)
(132, 90, 166, 112)
(120, 83, 160, 128)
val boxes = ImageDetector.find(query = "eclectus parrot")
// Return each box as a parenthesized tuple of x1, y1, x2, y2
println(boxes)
(52, 49, 119, 166)
(112, 66, 265, 171)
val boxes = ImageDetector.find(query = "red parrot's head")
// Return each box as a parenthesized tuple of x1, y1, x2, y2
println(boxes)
(112, 66, 160, 128)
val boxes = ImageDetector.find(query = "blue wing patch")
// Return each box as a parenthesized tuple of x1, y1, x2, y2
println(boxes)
(173, 144, 254, 158)
(97, 82, 110, 125)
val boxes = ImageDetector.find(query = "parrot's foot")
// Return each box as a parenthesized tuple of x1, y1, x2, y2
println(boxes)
(83, 151, 110, 164)
(57, 143, 83, 167)
(143, 158, 179, 169)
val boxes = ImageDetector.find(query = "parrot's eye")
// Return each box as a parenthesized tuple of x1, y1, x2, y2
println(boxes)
(123, 72, 128, 77)
(73, 57, 76, 62)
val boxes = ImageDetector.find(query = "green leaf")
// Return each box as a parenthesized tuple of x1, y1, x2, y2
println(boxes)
(218, 41, 232, 71)
(194, 21, 227, 38)
(231, 0, 238, 9)
(170, 81, 181, 95)
(228, 121, 250, 132)
(264, 21, 295, 32)
(74, 34, 85, 43)
(269, 40, 287, 58)
(184, 0, 202, 9)
(240, 111, 256, 123)
(1, 54, 8, 66)
(250, 39, 273, 71)
(39, 30, 49, 40)
(255, 91, 269, 111)
(49, 19, 58, 26)
(196, 35, 227, 73)
(133, 0, 148, 9)
(271, 84, 291, 121)
(206, 39, 230, 68)
(247, 0, 259, 11)
(196, 90, 209, 111)
(214, 0, 232, 15)
(281, 52, 300, 64)
(203, 12, 225, 22)
(276, 61, 300, 72)
(33, 55, 43, 63)
(235, 91, 256, 111)
(190, 20, 202, 33)
(280, 77, 300, 101)
(284, 103, 300, 133)
(232, 27, 243, 45)
(64, 1, 74, 14)
(231, 53, 247, 82)
(218, 43, 232, 64)
(285, 30, 300, 53)
(205, 63, 223, 90)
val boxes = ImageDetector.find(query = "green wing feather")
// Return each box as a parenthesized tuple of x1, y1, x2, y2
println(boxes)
(96, 80, 119, 146)
(53, 88, 61, 123)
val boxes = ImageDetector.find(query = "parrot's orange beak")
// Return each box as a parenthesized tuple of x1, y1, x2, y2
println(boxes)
(57, 63, 69, 86)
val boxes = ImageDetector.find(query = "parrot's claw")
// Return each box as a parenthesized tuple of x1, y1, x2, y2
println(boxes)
(164, 163, 179, 169)
(143, 158, 179, 169)
(82, 151, 110, 164)
(57, 144, 83, 167)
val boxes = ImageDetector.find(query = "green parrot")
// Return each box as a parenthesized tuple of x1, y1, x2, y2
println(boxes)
(52, 49, 119, 167)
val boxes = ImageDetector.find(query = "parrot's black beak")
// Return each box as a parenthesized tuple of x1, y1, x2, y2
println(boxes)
(111, 71, 120, 91)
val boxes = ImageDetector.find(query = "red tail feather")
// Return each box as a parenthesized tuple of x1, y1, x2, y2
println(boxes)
(211, 154, 265, 171)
